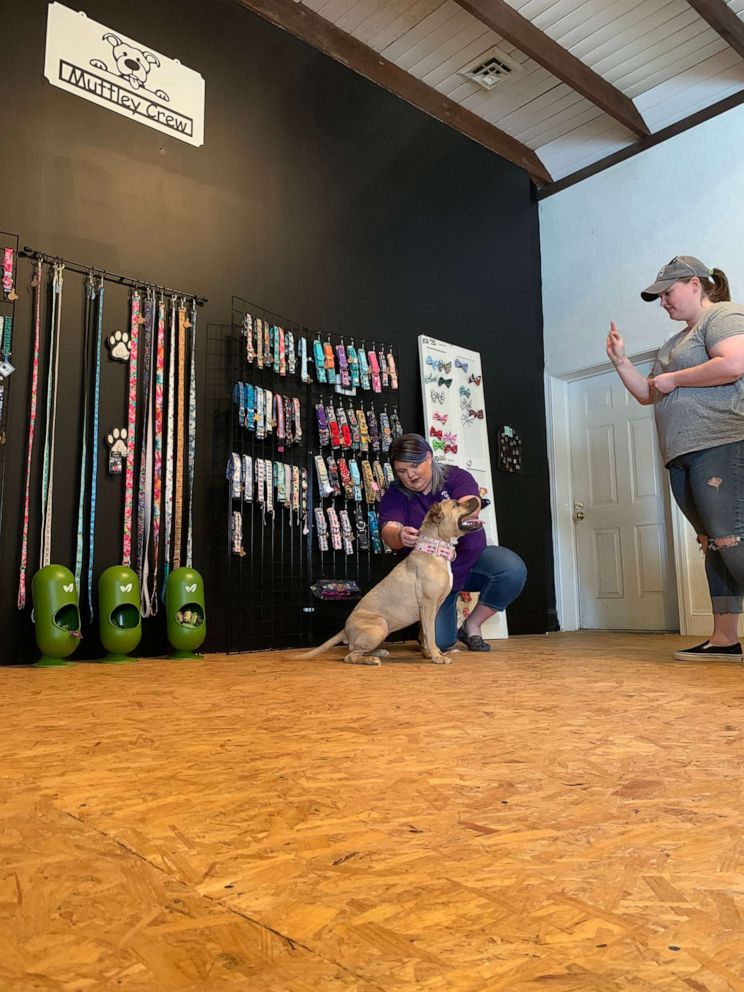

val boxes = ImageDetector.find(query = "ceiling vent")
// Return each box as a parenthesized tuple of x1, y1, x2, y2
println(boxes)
(459, 48, 521, 90)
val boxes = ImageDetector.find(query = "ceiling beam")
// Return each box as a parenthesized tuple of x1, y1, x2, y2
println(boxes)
(455, 0, 650, 138)
(536, 85, 744, 198)
(685, 0, 744, 59)
(232, 0, 552, 184)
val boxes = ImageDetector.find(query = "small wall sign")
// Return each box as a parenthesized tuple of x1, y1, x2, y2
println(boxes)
(44, 3, 205, 147)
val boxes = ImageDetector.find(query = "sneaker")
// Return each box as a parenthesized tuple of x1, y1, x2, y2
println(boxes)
(673, 640, 743, 661)
(456, 625, 491, 652)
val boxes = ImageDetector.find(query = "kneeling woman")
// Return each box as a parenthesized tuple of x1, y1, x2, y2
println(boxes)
(379, 433, 527, 651)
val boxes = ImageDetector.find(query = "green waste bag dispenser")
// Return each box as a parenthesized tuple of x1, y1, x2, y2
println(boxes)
(165, 567, 206, 659)
(98, 566, 142, 663)
(31, 565, 82, 667)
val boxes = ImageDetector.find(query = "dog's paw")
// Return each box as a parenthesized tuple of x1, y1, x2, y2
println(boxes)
(107, 330, 130, 361)
(375, 649, 390, 658)
(344, 653, 381, 666)
(430, 653, 452, 665)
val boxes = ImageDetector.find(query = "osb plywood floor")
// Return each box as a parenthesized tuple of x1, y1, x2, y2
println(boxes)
(2, 632, 744, 992)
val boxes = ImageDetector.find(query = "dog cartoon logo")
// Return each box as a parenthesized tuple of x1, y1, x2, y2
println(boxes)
(90, 32, 170, 102)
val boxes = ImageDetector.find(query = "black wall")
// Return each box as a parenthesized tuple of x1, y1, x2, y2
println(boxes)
(0, 0, 555, 664)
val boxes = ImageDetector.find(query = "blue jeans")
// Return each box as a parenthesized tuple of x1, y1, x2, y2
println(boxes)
(435, 545, 527, 650)
(669, 439, 744, 614)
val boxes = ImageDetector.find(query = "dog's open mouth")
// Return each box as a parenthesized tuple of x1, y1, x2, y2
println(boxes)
(458, 516, 484, 532)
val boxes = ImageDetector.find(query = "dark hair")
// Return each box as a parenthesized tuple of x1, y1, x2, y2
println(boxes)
(389, 433, 447, 492)
(683, 268, 731, 303)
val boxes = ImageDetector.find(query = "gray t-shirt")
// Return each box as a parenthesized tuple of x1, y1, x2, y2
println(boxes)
(652, 301, 744, 465)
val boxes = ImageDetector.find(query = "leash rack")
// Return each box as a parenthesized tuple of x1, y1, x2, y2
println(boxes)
(0, 229, 20, 542)
(226, 295, 404, 653)
(13, 245, 206, 630)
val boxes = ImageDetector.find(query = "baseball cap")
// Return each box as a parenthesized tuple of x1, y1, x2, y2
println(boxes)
(641, 256, 712, 301)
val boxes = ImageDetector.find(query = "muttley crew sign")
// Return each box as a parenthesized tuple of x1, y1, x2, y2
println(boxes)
(44, 3, 205, 147)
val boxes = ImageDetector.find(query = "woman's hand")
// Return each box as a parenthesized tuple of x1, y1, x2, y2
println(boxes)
(649, 372, 676, 394)
(400, 526, 419, 548)
(606, 321, 626, 367)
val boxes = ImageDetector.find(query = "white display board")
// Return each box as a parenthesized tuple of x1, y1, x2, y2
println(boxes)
(418, 335, 507, 639)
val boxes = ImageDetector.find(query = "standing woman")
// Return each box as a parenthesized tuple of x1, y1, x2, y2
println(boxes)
(607, 255, 744, 659)
(379, 433, 527, 653)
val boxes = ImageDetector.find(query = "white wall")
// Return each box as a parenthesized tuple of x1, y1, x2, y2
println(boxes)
(540, 104, 744, 377)
(540, 104, 744, 634)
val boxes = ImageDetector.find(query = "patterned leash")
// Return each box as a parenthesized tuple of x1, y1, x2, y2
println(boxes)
(136, 290, 155, 597)
(185, 301, 197, 568)
(121, 290, 141, 567)
(171, 303, 187, 570)
(142, 295, 165, 616)
(17, 259, 44, 608)
(162, 297, 177, 588)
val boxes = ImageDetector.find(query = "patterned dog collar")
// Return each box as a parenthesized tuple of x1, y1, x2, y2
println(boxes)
(414, 538, 456, 561)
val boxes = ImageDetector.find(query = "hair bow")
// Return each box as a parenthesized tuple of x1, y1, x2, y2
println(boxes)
(433, 412, 448, 424)
(431, 438, 446, 451)
(459, 386, 471, 398)
(468, 409, 484, 419)
(438, 377, 452, 388)
(429, 426, 443, 439)
(443, 431, 458, 444)
(455, 359, 469, 373)
(430, 389, 445, 404)
(445, 443, 458, 454)
(426, 355, 440, 369)
(468, 374, 482, 386)
(424, 372, 438, 383)
(440, 361, 452, 374)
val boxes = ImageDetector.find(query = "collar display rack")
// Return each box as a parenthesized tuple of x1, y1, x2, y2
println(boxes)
(217, 295, 404, 654)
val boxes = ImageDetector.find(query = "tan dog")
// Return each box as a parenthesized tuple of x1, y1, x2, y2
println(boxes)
(302, 497, 483, 665)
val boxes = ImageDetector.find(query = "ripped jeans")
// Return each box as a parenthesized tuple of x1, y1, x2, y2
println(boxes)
(668, 439, 744, 614)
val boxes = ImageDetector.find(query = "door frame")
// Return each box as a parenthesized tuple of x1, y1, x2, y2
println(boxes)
(545, 351, 691, 633)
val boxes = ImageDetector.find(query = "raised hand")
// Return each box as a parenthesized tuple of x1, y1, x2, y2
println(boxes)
(606, 321, 626, 367)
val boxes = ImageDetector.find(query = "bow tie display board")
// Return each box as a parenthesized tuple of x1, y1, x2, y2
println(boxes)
(225, 294, 403, 654)
(418, 333, 507, 640)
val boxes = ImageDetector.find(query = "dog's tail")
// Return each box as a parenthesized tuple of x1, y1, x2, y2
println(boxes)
(298, 630, 345, 659)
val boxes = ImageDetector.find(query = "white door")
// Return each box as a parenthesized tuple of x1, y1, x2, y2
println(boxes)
(568, 366, 679, 630)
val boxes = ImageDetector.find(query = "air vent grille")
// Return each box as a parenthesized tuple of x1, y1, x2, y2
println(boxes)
(459, 49, 521, 90)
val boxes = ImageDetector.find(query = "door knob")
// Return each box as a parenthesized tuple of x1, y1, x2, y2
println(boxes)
(574, 501, 585, 521)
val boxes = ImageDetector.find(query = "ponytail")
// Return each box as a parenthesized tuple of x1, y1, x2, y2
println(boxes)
(705, 267, 731, 303)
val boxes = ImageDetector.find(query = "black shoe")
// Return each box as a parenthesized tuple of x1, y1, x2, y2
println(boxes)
(673, 640, 743, 661)
(456, 625, 491, 652)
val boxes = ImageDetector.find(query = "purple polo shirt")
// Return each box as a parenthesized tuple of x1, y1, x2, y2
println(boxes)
(379, 466, 487, 594)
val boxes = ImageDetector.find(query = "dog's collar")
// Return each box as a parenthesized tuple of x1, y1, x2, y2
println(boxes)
(414, 538, 456, 561)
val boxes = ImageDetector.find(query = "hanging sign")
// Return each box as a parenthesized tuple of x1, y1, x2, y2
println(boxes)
(44, 3, 205, 147)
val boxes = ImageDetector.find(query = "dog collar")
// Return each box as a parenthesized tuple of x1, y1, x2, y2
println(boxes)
(414, 538, 456, 561)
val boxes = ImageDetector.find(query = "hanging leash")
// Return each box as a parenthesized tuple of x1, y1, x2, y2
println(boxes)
(162, 297, 177, 586)
(171, 302, 187, 570)
(121, 290, 141, 567)
(86, 277, 105, 620)
(40, 262, 65, 568)
(17, 259, 44, 609)
(74, 272, 97, 590)
(136, 290, 156, 601)
(142, 294, 165, 616)
(186, 301, 197, 567)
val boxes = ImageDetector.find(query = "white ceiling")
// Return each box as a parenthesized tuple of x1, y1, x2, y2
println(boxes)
(300, 0, 744, 182)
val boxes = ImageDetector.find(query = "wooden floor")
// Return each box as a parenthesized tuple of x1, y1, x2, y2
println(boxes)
(3, 632, 744, 992)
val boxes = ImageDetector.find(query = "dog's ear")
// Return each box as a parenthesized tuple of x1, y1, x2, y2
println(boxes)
(143, 51, 160, 67)
(428, 502, 444, 522)
(103, 33, 122, 48)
